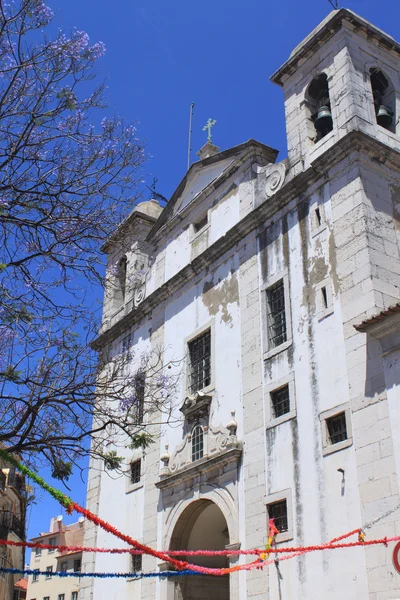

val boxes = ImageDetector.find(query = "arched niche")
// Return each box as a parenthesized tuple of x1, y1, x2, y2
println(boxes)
(370, 67, 396, 133)
(306, 73, 334, 142)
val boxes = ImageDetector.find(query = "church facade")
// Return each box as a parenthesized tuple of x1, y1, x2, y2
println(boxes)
(82, 9, 400, 600)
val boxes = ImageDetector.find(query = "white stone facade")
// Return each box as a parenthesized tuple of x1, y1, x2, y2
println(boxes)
(82, 9, 400, 600)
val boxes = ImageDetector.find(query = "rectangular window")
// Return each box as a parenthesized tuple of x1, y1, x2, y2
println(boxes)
(58, 595, 65, 600)
(270, 385, 290, 419)
(266, 280, 287, 348)
(326, 412, 347, 445)
(267, 500, 288, 533)
(194, 214, 208, 232)
(73, 559, 81, 572)
(131, 553, 142, 573)
(32, 572, 39, 582)
(44, 597, 50, 600)
(61, 561, 68, 572)
(71, 593, 78, 600)
(35, 546, 42, 557)
(48, 537, 57, 552)
(188, 330, 211, 394)
(45, 566, 53, 578)
(130, 459, 141, 485)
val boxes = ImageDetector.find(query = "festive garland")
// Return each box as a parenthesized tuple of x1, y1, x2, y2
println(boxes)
(1, 449, 399, 578)
(0, 566, 199, 579)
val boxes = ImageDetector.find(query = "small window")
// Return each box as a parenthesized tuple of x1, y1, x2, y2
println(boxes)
(58, 595, 65, 600)
(270, 385, 290, 419)
(118, 256, 127, 300)
(60, 561, 68, 572)
(194, 214, 208, 233)
(71, 593, 78, 600)
(315, 206, 322, 227)
(48, 537, 57, 552)
(44, 597, 50, 600)
(267, 500, 288, 533)
(35, 546, 42, 557)
(326, 412, 347, 445)
(32, 572, 39, 582)
(266, 280, 287, 348)
(321, 286, 328, 309)
(188, 330, 211, 393)
(73, 559, 81, 572)
(45, 566, 53, 579)
(191, 426, 204, 462)
(130, 459, 141, 485)
(131, 553, 142, 573)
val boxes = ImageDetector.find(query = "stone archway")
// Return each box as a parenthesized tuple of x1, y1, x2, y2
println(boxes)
(169, 499, 230, 600)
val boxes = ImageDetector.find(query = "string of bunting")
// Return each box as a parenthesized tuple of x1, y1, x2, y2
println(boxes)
(1, 449, 399, 578)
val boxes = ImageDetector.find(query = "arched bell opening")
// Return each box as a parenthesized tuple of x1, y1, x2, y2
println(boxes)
(370, 68, 396, 133)
(168, 499, 230, 600)
(307, 73, 334, 142)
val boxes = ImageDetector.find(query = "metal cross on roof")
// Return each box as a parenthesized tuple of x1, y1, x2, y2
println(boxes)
(202, 118, 216, 142)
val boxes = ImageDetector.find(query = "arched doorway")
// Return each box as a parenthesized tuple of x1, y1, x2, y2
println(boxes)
(169, 499, 230, 600)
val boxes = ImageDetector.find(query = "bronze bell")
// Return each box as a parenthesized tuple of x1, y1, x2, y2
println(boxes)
(315, 105, 333, 135)
(376, 104, 393, 129)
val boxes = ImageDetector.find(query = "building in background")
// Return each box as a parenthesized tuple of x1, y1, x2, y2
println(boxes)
(13, 577, 27, 600)
(82, 8, 400, 600)
(27, 516, 84, 600)
(0, 456, 27, 600)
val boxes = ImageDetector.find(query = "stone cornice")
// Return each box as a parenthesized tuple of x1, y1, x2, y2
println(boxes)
(271, 8, 400, 87)
(91, 129, 400, 350)
(155, 446, 242, 491)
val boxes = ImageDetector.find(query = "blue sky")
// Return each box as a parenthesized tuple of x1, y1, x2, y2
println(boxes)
(27, 0, 400, 550)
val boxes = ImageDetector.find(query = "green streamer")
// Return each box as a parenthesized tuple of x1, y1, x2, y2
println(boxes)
(0, 448, 73, 511)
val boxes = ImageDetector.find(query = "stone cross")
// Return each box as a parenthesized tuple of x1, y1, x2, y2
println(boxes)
(202, 118, 216, 142)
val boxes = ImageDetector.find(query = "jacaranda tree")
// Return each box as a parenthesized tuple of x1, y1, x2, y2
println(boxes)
(0, 0, 177, 479)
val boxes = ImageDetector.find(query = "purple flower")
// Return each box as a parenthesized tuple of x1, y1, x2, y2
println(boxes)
(32, 1, 54, 26)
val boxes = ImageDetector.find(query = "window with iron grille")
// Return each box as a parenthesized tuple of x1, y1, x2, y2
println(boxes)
(45, 566, 53, 578)
(130, 459, 141, 484)
(131, 553, 142, 573)
(266, 280, 287, 348)
(270, 385, 290, 419)
(267, 500, 288, 533)
(191, 426, 204, 462)
(326, 412, 347, 445)
(188, 330, 211, 394)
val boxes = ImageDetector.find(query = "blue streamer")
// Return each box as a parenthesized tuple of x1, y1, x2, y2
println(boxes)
(0, 566, 203, 579)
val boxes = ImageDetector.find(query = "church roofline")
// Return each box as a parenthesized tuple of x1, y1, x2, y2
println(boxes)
(147, 139, 279, 240)
(354, 303, 400, 333)
(100, 200, 162, 253)
(91, 129, 400, 351)
(270, 8, 400, 87)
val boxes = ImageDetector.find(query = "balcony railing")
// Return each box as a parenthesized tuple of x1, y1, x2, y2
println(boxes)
(0, 511, 25, 540)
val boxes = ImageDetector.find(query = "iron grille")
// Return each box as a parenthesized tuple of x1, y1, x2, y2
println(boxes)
(188, 330, 211, 394)
(271, 385, 290, 418)
(327, 412, 347, 445)
(191, 426, 204, 462)
(130, 459, 141, 485)
(0, 471, 5, 492)
(131, 553, 142, 573)
(0, 511, 24, 540)
(268, 500, 288, 533)
(266, 280, 287, 348)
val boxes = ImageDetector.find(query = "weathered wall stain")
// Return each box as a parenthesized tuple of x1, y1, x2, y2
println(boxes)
(391, 184, 400, 231)
(202, 273, 239, 325)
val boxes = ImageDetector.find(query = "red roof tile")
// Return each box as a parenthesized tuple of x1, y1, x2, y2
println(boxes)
(14, 578, 28, 590)
(354, 303, 400, 332)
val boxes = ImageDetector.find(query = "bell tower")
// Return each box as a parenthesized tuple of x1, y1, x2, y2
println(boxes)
(271, 9, 400, 172)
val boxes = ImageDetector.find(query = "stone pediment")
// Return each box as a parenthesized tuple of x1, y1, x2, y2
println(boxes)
(173, 158, 235, 215)
(179, 391, 212, 422)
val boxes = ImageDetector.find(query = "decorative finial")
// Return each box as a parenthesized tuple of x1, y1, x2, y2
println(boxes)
(203, 118, 217, 143)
